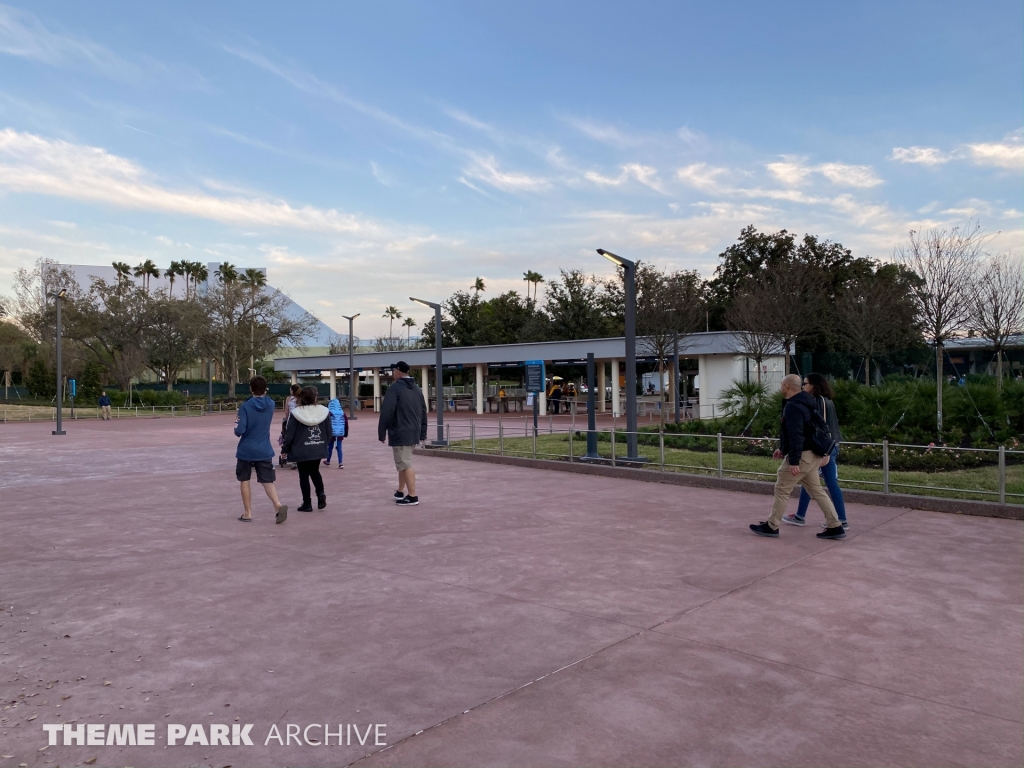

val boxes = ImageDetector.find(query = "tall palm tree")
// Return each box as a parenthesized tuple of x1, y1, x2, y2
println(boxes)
(473, 276, 486, 295)
(241, 268, 267, 288)
(402, 316, 417, 345)
(192, 262, 209, 294)
(523, 270, 544, 302)
(382, 306, 402, 337)
(215, 262, 238, 284)
(112, 261, 132, 287)
(134, 259, 160, 292)
(166, 261, 183, 296)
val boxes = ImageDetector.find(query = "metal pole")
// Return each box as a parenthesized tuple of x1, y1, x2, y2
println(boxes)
(434, 304, 444, 445)
(585, 352, 599, 458)
(569, 426, 573, 462)
(207, 359, 213, 413)
(532, 425, 537, 459)
(659, 431, 665, 471)
(883, 439, 890, 494)
(610, 426, 616, 467)
(499, 417, 504, 456)
(347, 316, 358, 420)
(673, 331, 680, 425)
(717, 432, 723, 478)
(998, 445, 1005, 504)
(52, 294, 65, 436)
(471, 419, 476, 454)
(623, 262, 639, 460)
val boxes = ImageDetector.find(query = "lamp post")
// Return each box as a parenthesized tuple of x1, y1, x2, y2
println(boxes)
(49, 288, 67, 435)
(342, 313, 360, 420)
(411, 297, 446, 446)
(597, 249, 640, 461)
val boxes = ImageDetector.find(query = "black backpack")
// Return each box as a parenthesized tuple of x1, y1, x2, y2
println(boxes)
(804, 397, 836, 457)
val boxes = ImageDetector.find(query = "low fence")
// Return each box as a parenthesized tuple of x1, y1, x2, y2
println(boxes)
(428, 418, 1023, 506)
(0, 402, 242, 423)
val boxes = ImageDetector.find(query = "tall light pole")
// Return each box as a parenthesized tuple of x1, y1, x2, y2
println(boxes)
(411, 297, 446, 446)
(342, 313, 360, 420)
(49, 288, 67, 436)
(597, 249, 640, 461)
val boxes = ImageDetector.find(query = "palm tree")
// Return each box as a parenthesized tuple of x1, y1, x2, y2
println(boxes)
(166, 261, 183, 296)
(215, 262, 238, 284)
(112, 261, 132, 287)
(192, 262, 209, 294)
(241, 268, 267, 288)
(134, 259, 160, 292)
(473, 276, 486, 295)
(523, 270, 544, 302)
(402, 316, 417, 346)
(382, 306, 402, 337)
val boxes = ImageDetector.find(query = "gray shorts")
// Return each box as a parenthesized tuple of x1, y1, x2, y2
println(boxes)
(236, 459, 276, 484)
(392, 444, 415, 471)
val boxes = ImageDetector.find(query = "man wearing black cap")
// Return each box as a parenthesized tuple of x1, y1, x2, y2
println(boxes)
(378, 361, 428, 506)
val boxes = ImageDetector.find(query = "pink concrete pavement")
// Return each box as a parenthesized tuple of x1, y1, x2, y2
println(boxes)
(1, 413, 1021, 767)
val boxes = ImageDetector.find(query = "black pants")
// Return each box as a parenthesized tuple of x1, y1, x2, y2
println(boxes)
(296, 460, 325, 503)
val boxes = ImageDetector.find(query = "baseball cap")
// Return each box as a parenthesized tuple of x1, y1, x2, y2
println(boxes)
(390, 361, 410, 373)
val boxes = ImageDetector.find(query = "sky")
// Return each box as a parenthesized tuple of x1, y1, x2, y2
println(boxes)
(0, 1, 1021, 337)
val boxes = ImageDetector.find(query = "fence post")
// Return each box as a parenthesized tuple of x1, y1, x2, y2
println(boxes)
(883, 439, 890, 495)
(569, 426, 573, 462)
(998, 445, 1006, 504)
(716, 433, 723, 479)
(499, 419, 504, 456)
(532, 427, 537, 459)
(446, 423, 451, 452)
(611, 427, 616, 467)
(659, 431, 665, 472)
(471, 419, 476, 454)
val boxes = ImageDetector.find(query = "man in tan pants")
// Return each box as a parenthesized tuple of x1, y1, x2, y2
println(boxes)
(750, 375, 846, 540)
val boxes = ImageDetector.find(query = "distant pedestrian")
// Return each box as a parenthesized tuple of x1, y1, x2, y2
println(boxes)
(783, 373, 849, 530)
(323, 396, 348, 468)
(98, 391, 111, 421)
(498, 387, 509, 412)
(234, 375, 288, 524)
(378, 361, 427, 506)
(549, 381, 562, 414)
(282, 386, 332, 512)
(749, 374, 845, 540)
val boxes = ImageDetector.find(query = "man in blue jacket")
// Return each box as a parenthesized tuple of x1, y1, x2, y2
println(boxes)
(378, 361, 428, 506)
(749, 374, 844, 539)
(234, 375, 288, 524)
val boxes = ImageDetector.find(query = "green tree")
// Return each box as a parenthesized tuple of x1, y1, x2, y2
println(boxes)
(26, 357, 54, 398)
(78, 360, 102, 402)
(544, 269, 616, 340)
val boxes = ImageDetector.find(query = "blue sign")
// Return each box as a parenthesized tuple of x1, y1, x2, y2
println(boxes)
(69, 379, 76, 397)
(524, 360, 545, 393)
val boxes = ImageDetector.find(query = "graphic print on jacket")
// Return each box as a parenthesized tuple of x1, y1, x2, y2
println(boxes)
(281, 404, 333, 463)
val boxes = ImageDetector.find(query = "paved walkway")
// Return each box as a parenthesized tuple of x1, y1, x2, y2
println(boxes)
(1, 415, 1021, 767)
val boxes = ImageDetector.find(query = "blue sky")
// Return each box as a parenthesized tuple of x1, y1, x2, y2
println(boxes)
(1, 1, 1021, 336)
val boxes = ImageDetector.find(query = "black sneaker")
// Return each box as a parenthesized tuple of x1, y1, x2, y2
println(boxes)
(396, 495, 419, 506)
(393, 490, 405, 500)
(317, 494, 327, 510)
(749, 522, 778, 537)
(817, 525, 846, 540)
(297, 502, 313, 512)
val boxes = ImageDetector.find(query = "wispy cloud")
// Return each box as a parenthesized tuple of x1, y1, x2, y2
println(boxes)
(889, 146, 950, 165)
(0, 4, 132, 77)
(0, 128, 421, 241)
(676, 163, 729, 192)
(968, 131, 1024, 170)
(462, 153, 550, 193)
(584, 163, 664, 193)
(561, 115, 646, 148)
(767, 157, 882, 188)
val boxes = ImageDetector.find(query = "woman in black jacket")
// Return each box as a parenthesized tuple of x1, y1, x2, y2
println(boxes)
(281, 386, 333, 512)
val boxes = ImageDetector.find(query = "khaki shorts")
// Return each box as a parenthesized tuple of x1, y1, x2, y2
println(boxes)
(392, 444, 416, 471)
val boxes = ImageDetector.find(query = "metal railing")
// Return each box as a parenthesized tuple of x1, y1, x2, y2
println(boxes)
(1, 402, 242, 423)
(429, 418, 1023, 505)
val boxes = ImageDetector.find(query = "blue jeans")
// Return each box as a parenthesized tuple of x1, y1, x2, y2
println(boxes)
(796, 445, 847, 522)
(326, 438, 343, 465)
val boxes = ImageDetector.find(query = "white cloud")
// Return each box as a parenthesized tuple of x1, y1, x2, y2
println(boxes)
(889, 146, 950, 165)
(0, 129, 417, 241)
(767, 158, 881, 188)
(0, 4, 131, 76)
(462, 153, 550, 193)
(584, 163, 664, 193)
(561, 116, 645, 148)
(968, 133, 1024, 170)
(676, 163, 728, 192)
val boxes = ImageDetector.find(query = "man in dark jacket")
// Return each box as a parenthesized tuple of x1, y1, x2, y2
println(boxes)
(378, 361, 428, 506)
(234, 376, 288, 524)
(749, 374, 844, 539)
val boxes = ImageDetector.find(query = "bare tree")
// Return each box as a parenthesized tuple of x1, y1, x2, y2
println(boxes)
(836, 264, 922, 386)
(894, 221, 987, 433)
(3, 259, 83, 341)
(0, 343, 23, 398)
(372, 335, 407, 352)
(725, 283, 780, 385)
(635, 263, 705, 429)
(328, 333, 358, 355)
(108, 344, 148, 400)
(143, 290, 206, 390)
(972, 253, 1024, 389)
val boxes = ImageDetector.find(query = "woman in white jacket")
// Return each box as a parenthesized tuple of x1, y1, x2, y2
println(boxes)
(281, 387, 333, 511)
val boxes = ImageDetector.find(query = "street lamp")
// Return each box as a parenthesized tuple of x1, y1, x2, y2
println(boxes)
(410, 297, 446, 446)
(597, 249, 640, 461)
(48, 288, 67, 436)
(342, 313, 360, 420)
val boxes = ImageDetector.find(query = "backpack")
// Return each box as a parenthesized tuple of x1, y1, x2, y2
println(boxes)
(805, 396, 836, 457)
